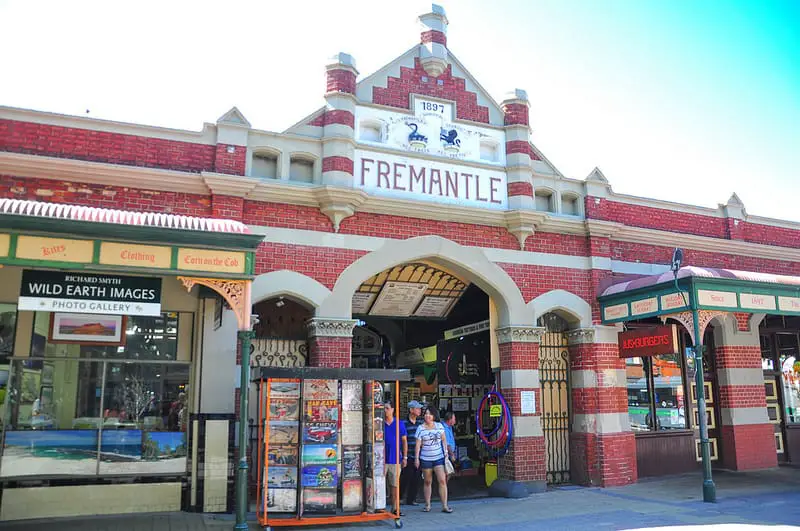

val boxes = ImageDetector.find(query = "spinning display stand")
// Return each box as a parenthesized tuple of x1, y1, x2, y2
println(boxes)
(254, 366, 410, 530)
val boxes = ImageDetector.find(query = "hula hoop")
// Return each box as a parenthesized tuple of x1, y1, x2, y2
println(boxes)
(475, 387, 513, 457)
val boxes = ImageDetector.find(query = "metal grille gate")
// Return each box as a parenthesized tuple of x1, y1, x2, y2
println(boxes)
(538, 313, 571, 484)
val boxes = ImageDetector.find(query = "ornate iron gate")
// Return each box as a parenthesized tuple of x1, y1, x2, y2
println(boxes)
(538, 313, 571, 484)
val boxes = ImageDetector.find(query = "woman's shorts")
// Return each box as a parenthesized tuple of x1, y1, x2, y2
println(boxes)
(420, 457, 445, 470)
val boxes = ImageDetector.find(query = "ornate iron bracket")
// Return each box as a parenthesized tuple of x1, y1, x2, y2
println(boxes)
(660, 310, 728, 344)
(178, 276, 252, 330)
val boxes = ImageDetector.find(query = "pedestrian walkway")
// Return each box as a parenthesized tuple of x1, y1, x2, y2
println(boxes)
(0, 468, 798, 530)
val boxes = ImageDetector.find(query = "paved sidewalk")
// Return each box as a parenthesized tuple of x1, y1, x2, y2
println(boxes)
(0, 468, 798, 530)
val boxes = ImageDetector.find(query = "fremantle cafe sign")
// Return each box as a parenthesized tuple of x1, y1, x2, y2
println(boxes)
(18, 270, 162, 316)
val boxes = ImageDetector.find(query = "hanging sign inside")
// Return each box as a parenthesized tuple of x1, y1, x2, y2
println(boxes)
(618, 325, 679, 359)
(18, 270, 162, 316)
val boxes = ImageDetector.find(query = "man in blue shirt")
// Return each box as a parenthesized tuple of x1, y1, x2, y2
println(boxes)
(442, 411, 457, 465)
(400, 400, 423, 505)
(384, 400, 407, 515)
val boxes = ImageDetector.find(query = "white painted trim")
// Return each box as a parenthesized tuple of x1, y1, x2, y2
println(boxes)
(528, 289, 593, 328)
(251, 270, 331, 309)
(570, 370, 597, 389)
(499, 369, 540, 389)
(512, 415, 543, 437)
(717, 368, 766, 387)
(571, 369, 626, 389)
(720, 407, 769, 426)
(572, 412, 631, 435)
(611, 260, 671, 276)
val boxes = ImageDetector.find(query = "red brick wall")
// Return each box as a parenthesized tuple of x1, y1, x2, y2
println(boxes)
(500, 264, 593, 305)
(719, 424, 777, 470)
(1, 119, 216, 173)
(420, 30, 446, 46)
(570, 432, 637, 486)
(214, 144, 246, 175)
(0, 174, 212, 216)
(255, 242, 366, 289)
(718, 385, 767, 409)
(212, 194, 244, 220)
(572, 386, 627, 414)
(506, 140, 538, 160)
(744, 221, 800, 249)
(372, 58, 490, 124)
(502, 103, 529, 126)
(307, 110, 355, 128)
(499, 435, 546, 482)
(498, 342, 539, 369)
(733, 312, 751, 332)
(715, 345, 760, 369)
(308, 336, 351, 368)
(507, 181, 533, 198)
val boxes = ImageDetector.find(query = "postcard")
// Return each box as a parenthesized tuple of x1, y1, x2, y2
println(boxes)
(373, 475, 386, 510)
(267, 488, 296, 513)
(373, 444, 385, 476)
(268, 421, 299, 445)
(302, 444, 337, 465)
(301, 465, 338, 488)
(269, 379, 300, 398)
(342, 479, 362, 511)
(342, 380, 363, 411)
(303, 422, 337, 444)
(371, 382, 384, 405)
(303, 380, 337, 400)
(268, 445, 298, 467)
(342, 446, 362, 479)
(305, 400, 338, 423)
(372, 417, 384, 442)
(269, 398, 299, 422)
(302, 489, 336, 513)
(341, 411, 363, 445)
(267, 466, 297, 489)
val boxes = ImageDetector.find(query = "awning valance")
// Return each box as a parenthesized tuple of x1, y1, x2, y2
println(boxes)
(598, 266, 800, 324)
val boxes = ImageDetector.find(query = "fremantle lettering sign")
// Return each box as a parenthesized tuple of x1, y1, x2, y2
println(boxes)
(19, 270, 162, 316)
(618, 325, 679, 359)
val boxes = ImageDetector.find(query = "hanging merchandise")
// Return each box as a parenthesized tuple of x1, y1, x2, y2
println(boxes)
(475, 386, 513, 457)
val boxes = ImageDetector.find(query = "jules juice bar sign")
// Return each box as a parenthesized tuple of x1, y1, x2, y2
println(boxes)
(18, 270, 162, 316)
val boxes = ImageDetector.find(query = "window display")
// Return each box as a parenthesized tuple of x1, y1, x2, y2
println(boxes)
(626, 354, 687, 432)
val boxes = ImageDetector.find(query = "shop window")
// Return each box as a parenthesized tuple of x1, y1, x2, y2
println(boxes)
(252, 152, 279, 179)
(0, 304, 17, 427)
(289, 156, 314, 183)
(535, 190, 554, 212)
(627, 353, 688, 432)
(0, 311, 190, 479)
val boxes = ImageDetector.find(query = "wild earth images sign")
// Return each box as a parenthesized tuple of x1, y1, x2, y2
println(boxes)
(18, 270, 162, 316)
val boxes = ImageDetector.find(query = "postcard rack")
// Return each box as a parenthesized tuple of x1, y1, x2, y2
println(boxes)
(253, 366, 411, 530)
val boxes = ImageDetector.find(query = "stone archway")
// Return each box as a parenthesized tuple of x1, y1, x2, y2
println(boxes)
(528, 289, 592, 329)
(251, 269, 331, 308)
(317, 235, 530, 327)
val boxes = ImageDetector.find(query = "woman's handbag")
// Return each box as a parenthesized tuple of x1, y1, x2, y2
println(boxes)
(439, 424, 455, 477)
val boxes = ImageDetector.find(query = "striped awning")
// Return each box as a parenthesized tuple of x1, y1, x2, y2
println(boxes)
(601, 266, 800, 297)
(0, 198, 250, 234)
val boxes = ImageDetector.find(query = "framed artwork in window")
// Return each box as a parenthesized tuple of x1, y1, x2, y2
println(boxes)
(49, 313, 127, 346)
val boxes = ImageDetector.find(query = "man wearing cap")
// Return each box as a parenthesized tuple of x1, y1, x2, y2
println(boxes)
(383, 400, 407, 516)
(400, 400, 423, 505)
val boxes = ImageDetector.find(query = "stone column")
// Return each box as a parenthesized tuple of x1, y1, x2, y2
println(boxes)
(496, 326, 546, 492)
(713, 318, 777, 470)
(321, 53, 358, 188)
(306, 318, 358, 368)
(418, 4, 449, 77)
(568, 326, 637, 487)
(502, 89, 534, 211)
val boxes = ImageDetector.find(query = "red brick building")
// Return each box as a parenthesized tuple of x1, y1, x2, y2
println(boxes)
(0, 3, 798, 521)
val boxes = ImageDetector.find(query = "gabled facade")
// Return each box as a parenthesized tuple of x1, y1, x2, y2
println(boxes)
(1, 3, 799, 522)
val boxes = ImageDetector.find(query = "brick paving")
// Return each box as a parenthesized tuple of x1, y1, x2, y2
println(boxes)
(0, 468, 798, 530)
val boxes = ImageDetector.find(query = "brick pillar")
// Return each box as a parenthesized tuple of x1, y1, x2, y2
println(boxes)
(306, 318, 357, 368)
(321, 53, 357, 188)
(214, 107, 251, 176)
(502, 89, 534, 211)
(568, 326, 637, 487)
(721, 193, 746, 241)
(417, 4, 449, 77)
(496, 326, 546, 491)
(713, 321, 777, 470)
(211, 194, 244, 220)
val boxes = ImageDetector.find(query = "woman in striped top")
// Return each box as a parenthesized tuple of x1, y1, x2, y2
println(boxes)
(414, 406, 453, 513)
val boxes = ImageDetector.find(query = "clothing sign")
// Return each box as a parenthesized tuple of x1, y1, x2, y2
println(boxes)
(618, 325, 679, 359)
(18, 270, 162, 316)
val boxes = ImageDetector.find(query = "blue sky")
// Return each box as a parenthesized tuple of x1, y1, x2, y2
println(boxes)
(1, 0, 797, 221)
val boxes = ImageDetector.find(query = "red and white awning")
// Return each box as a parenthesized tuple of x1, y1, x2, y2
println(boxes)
(0, 198, 250, 234)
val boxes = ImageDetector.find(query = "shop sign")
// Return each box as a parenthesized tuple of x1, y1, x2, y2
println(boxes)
(354, 149, 508, 210)
(352, 292, 377, 314)
(661, 292, 688, 311)
(520, 391, 537, 415)
(99, 242, 172, 269)
(413, 296, 454, 318)
(738, 293, 777, 311)
(177, 248, 246, 274)
(630, 297, 658, 316)
(0, 233, 9, 257)
(778, 296, 800, 313)
(443, 320, 490, 341)
(16, 235, 93, 263)
(250, 338, 307, 368)
(697, 289, 737, 308)
(603, 303, 629, 321)
(618, 325, 679, 359)
(369, 281, 428, 317)
(18, 270, 162, 316)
